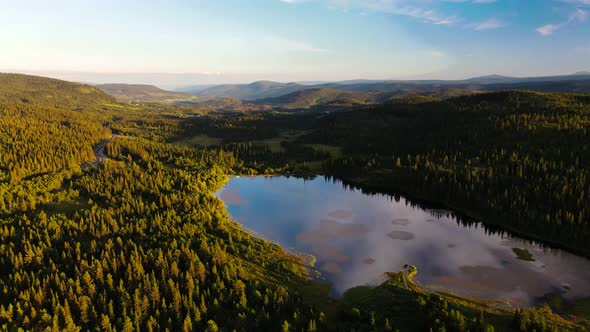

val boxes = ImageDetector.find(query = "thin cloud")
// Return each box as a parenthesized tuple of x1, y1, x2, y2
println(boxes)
(385, 6, 457, 25)
(283, 0, 458, 25)
(570, 8, 589, 21)
(560, 0, 590, 5)
(537, 24, 561, 36)
(536, 8, 587, 36)
(282, 0, 498, 27)
(472, 18, 504, 30)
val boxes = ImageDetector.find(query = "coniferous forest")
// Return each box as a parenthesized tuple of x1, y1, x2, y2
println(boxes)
(1, 73, 590, 331)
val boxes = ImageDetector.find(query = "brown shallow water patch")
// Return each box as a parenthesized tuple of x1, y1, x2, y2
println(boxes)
(219, 189, 247, 205)
(328, 209, 354, 219)
(458, 265, 553, 297)
(312, 244, 350, 263)
(296, 219, 368, 244)
(392, 218, 411, 226)
(387, 231, 415, 240)
(320, 219, 368, 237)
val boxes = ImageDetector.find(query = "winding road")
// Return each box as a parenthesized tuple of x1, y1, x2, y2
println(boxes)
(83, 134, 118, 169)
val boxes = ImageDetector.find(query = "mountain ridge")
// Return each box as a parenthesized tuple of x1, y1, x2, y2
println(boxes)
(96, 83, 198, 103)
(190, 73, 590, 100)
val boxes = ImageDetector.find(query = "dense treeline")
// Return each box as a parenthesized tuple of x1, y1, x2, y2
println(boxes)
(0, 73, 116, 214)
(184, 112, 310, 143)
(0, 138, 324, 331)
(0, 102, 108, 180)
(107, 103, 204, 141)
(0, 75, 318, 331)
(313, 91, 590, 256)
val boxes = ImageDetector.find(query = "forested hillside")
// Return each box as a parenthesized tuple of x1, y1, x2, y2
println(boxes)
(0, 75, 325, 331)
(0, 73, 114, 110)
(0, 74, 112, 214)
(96, 84, 200, 103)
(253, 87, 479, 110)
(313, 91, 590, 256)
(196, 81, 304, 100)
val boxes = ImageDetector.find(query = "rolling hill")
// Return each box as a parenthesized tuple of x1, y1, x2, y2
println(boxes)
(192, 81, 306, 100)
(0, 73, 114, 110)
(253, 87, 482, 109)
(254, 88, 372, 109)
(479, 79, 590, 93)
(96, 83, 199, 103)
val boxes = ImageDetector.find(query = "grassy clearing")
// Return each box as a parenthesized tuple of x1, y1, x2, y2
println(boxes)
(251, 137, 286, 153)
(305, 144, 343, 158)
(103, 102, 143, 111)
(251, 130, 306, 153)
(45, 196, 91, 216)
(175, 134, 223, 147)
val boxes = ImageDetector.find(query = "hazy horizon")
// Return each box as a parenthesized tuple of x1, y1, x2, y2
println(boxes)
(2, 0, 590, 89)
(2, 69, 589, 90)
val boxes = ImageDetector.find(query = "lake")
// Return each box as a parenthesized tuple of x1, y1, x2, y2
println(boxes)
(218, 176, 590, 306)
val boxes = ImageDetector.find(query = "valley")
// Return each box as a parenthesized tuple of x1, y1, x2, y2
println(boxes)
(1, 73, 590, 331)
(98, 73, 590, 113)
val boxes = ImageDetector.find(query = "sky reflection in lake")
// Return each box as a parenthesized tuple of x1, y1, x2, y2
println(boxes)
(218, 176, 590, 306)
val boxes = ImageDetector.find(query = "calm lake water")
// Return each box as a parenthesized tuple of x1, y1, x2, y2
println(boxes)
(218, 176, 590, 306)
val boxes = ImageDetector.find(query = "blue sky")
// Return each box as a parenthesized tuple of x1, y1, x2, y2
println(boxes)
(1, 0, 589, 85)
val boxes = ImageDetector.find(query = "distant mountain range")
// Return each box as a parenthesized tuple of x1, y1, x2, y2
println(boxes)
(179, 73, 590, 101)
(94, 72, 590, 111)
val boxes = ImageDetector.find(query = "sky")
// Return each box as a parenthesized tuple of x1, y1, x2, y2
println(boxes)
(1, 0, 589, 87)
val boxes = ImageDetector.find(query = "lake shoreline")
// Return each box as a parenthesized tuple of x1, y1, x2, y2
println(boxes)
(328, 171, 590, 259)
(226, 171, 590, 259)
(217, 175, 590, 308)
